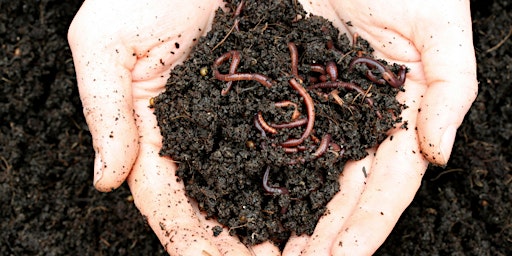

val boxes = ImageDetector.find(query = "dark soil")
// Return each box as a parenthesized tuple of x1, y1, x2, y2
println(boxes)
(0, 0, 510, 255)
(153, 0, 403, 246)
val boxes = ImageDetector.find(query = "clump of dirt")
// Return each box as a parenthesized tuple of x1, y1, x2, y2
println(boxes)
(154, 0, 404, 246)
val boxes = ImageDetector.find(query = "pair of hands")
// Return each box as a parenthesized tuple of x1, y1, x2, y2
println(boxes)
(68, 0, 477, 255)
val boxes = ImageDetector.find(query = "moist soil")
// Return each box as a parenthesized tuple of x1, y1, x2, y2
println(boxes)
(153, 0, 403, 246)
(0, 0, 510, 255)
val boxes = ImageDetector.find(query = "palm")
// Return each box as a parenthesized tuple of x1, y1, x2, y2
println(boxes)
(70, 0, 281, 255)
(283, 1, 476, 255)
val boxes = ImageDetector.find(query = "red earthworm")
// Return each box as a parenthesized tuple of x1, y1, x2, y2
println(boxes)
(274, 100, 301, 120)
(326, 40, 344, 55)
(364, 70, 387, 85)
(383, 65, 406, 87)
(330, 89, 345, 107)
(287, 42, 303, 81)
(283, 145, 307, 154)
(310, 64, 326, 75)
(213, 51, 238, 95)
(231, 1, 245, 32)
(213, 50, 273, 93)
(312, 134, 331, 158)
(254, 113, 267, 138)
(280, 78, 315, 148)
(326, 40, 335, 50)
(270, 118, 308, 129)
(349, 56, 406, 88)
(310, 134, 321, 144)
(329, 142, 342, 152)
(256, 111, 278, 134)
(213, 50, 239, 70)
(220, 73, 273, 88)
(262, 166, 289, 195)
(233, 0, 244, 17)
(213, 51, 241, 95)
(318, 74, 329, 82)
(325, 61, 338, 82)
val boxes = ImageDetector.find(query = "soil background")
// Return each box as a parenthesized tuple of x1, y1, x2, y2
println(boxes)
(0, 0, 510, 255)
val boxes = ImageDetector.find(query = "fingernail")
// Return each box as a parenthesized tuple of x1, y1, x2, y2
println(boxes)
(440, 125, 457, 164)
(93, 152, 103, 187)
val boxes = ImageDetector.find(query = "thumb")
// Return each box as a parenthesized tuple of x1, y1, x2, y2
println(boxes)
(414, 1, 478, 165)
(68, 4, 139, 191)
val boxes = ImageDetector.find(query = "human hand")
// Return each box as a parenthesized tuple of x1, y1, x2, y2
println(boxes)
(68, 0, 281, 255)
(283, 0, 478, 255)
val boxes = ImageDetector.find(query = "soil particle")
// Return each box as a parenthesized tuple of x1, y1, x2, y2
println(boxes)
(154, 0, 403, 246)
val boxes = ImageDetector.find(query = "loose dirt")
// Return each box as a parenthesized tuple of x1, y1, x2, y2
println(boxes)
(153, 0, 403, 246)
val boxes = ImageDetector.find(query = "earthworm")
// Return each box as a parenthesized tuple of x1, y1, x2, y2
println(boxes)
(287, 42, 303, 81)
(282, 145, 307, 154)
(349, 56, 406, 88)
(219, 73, 273, 88)
(325, 61, 338, 82)
(213, 50, 240, 95)
(256, 111, 278, 134)
(312, 134, 331, 158)
(310, 64, 326, 75)
(262, 166, 289, 195)
(280, 78, 315, 148)
(254, 113, 267, 138)
(270, 118, 308, 129)
(213, 50, 273, 94)
(233, 0, 244, 17)
(274, 100, 301, 120)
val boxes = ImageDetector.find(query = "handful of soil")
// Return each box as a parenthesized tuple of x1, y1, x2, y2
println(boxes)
(153, 0, 405, 247)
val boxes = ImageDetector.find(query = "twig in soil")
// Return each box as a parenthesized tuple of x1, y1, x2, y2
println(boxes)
(210, 1, 246, 52)
(430, 168, 464, 181)
(211, 24, 236, 53)
(485, 26, 512, 53)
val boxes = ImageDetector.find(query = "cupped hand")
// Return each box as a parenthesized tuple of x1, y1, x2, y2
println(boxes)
(68, 0, 280, 255)
(283, 0, 477, 255)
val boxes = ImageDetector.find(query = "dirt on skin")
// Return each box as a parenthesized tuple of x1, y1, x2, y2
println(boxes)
(0, 0, 510, 255)
(153, 0, 404, 246)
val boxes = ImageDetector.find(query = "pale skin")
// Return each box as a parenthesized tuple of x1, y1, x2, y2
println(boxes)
(68, 0, 477, 255)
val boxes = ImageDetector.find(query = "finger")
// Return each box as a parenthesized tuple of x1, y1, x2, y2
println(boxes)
(330, 78, 429, 255)
(132, 98, 259, 256)
(68, 9, 139, 192)
(249, 243, 282, 256)
(295, 151, 375, 256)
(193, 205, 257, 256)
(239, 234, 281, 256)
(282, 233, 309, 256)
(127, 143, 225, 256)
(413, 1, 478, 165)
(193, 201, 281, 256)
